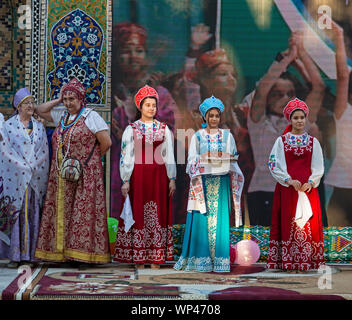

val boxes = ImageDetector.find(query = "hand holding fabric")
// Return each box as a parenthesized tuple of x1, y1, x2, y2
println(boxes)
(300, 182, 313, 193)
(288, 179, 302, 191)
(121, 181, 130, 197)
(169, 180, 176, 197)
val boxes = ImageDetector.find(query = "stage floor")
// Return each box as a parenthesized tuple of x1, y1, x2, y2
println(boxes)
(1, 259, 351, 301)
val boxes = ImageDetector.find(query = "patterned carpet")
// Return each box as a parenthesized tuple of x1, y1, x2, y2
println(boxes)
(1, 225, 351, 300)
(1, 263, 350, 300)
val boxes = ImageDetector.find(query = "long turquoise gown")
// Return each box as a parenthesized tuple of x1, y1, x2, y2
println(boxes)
(174, 129, 243, 272)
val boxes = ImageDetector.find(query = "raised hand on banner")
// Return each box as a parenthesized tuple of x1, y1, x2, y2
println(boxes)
(190, 23, 212, 50)
(290, 31, 305, 55)
(287, 40, 298, 63)
(330, 18, 344, 39)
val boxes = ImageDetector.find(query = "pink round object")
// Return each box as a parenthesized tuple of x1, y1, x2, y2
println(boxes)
(233, 240, 260, 266)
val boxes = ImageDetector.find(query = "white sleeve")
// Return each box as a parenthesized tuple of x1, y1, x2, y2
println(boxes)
(50, 107, 66, 126)
(308, 137, 324, 188)
(247, 112, 266, 135)
(240, 90, 256, 109)
(84, 111, 109, 134)
(162, 125, 176, 180)
(120, 125, 134, 183)
(186, 133, 201, 178)
(268, 137, 291, 187)
(226, 131, 239, 160)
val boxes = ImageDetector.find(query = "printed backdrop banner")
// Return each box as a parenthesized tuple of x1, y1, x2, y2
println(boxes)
(110, 0, 352, 228)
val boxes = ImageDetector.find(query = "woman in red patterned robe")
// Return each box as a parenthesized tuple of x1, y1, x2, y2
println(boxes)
(266, 98, 325, 272)
(34, 78, 112, 265)
(113, 85, 176, 269)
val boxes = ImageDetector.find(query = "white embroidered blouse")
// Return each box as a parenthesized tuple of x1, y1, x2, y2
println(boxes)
(268, 132, 324, 188)
(120, 120, 176, 183)
(186, 128, 239, 178)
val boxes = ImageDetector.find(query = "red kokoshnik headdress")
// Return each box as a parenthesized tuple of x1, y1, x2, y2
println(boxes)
(195, 48, 236, 80)
(113, 22, 147, 49)
(134, 85, 159, 110)
(283, 98, 309, 121)
(282, 98, 310, 134)
(61, 78, 86, 105)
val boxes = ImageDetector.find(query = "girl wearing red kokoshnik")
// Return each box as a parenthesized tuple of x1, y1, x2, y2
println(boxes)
(266, 98, 325, 272)
(114, 85, 176, 269)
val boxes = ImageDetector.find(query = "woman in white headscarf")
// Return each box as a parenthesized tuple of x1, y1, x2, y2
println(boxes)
(0, 89, 49, 268)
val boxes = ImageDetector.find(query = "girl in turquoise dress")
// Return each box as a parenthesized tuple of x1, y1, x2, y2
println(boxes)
(174, 96, 244, 272)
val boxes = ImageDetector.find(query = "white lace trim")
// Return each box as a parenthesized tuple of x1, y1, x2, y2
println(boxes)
(174, 256, 230, 272)
(131, 120, 165, 144)
(266, 218, 324, 270)
(283, 132, 313, 156)
(115, 201, 173, 262)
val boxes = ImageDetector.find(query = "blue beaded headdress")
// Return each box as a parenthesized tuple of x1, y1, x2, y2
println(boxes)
(199, 96, 225, 118)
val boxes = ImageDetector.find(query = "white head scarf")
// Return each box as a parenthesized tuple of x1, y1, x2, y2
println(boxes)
(0, 115, 49, 244)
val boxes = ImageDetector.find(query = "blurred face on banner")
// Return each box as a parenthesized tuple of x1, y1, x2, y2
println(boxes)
(267, 78, 295, 117)
(118, 36, 147, 74)
(201, 63, 237, 98)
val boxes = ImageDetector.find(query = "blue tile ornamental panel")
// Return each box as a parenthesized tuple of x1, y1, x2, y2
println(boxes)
(48, 9, 105, 104)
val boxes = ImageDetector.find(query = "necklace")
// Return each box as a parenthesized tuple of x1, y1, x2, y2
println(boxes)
(55, 112, 83, 171)
(58, 107, 85, 135)
(57, 117, 81, 148)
